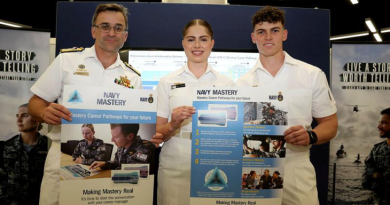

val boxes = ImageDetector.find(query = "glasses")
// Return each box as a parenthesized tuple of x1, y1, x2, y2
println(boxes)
(93, 23, 127, 34)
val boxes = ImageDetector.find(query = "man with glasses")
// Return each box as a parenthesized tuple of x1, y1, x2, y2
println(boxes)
(28, 4, 141, 205)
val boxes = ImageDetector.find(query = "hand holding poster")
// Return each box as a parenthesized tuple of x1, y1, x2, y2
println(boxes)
(59, 85, 156, 205)
(191, 87, 288, 205)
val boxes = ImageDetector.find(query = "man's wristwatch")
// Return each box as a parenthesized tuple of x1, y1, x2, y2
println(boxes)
(307, 130, 318, 144)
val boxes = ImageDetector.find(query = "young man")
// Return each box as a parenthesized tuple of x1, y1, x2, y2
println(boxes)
(272, 171, 283, 189)
(362, 108, 390, 204)
(90, 124, 155, 172)
(236, 6, 338, 205)
(28, 4, 142, 205)
(0, 103, 48, 205)
(260, 169, 272, 189)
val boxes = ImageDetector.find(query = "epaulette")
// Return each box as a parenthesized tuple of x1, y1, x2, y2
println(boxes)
(124, 62, 141, 76)
(60, 47, 85, 53)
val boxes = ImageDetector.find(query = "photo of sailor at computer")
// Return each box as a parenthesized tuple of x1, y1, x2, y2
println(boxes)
(60, 123, 156, 180)
(243, 135, 286, 158)
(244, 102, 288, 126)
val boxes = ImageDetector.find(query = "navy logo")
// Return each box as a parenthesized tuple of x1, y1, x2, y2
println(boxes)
(204, 167, 228, 191)
(68, 90, 83, 103)
(278, 91, 284, 101)
(148, 94, 154, 103)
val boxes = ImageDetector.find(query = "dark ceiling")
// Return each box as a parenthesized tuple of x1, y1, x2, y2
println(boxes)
(0, 0, 388, 43)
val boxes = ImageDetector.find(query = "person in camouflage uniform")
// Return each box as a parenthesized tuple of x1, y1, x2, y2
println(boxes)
(272, 171, 283, 189)
(362, 108, 390, 205)
(246, 137, 286, 158)
(72, 124, 105, 165)
(0, 103, 48, 205)
(269, 138, 286, 158)
(90, 123, 155, 173)
(260, 169, 273, 189)
(244, 170, 257, 189)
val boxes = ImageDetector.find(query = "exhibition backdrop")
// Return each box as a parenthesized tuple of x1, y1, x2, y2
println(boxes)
(0, 28, 50, 141)
(329, 44, 390, 205)
(56, 2, 330, 204)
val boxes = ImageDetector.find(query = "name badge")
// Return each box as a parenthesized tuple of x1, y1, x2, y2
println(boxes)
(171, 83, 185, 90)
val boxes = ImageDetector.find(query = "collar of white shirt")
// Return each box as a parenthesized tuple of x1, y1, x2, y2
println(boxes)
(81, 45, 123, 69)
(249, 51, 299, 76)
(180, 63, 216, 79)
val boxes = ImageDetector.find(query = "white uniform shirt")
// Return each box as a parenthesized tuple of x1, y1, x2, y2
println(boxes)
(157, 64, 234, 137)
(156, 64, 233, 205)
(30, 46, 142, 140)
(236, 51, 337, 154)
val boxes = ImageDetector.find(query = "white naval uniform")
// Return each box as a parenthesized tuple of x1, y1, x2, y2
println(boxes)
(156, 64, 233, 205)
(235, 52, 336, 205)
(30, 46, 142, 205)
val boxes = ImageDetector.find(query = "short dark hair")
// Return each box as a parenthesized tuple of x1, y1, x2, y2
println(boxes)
(110, 124, 139, 137)
(92, 4, 129, 29)
(381, 108, 390, 115)
(19, 103, 43, 131)
(182, 19, 214, 39)
(252, 6, 285, 30)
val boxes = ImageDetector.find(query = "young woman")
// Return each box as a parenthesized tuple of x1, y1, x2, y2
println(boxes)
(154, 19, 234, 205)
(72, 124, 106, 165)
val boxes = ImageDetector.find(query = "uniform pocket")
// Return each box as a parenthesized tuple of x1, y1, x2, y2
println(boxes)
(286, 89, 312, 126)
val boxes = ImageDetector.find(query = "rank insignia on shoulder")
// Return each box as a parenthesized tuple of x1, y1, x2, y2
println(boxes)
(171, 82, 185, 90)
(114, 75, 134, 89)
(124, 62, 141, 76)
(60, 47, 85, 53)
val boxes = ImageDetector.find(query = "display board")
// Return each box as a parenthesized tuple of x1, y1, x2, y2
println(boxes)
(0, 28, 50, 141)
(329, 44, 390, 205)
(127, 50, 258, 89)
